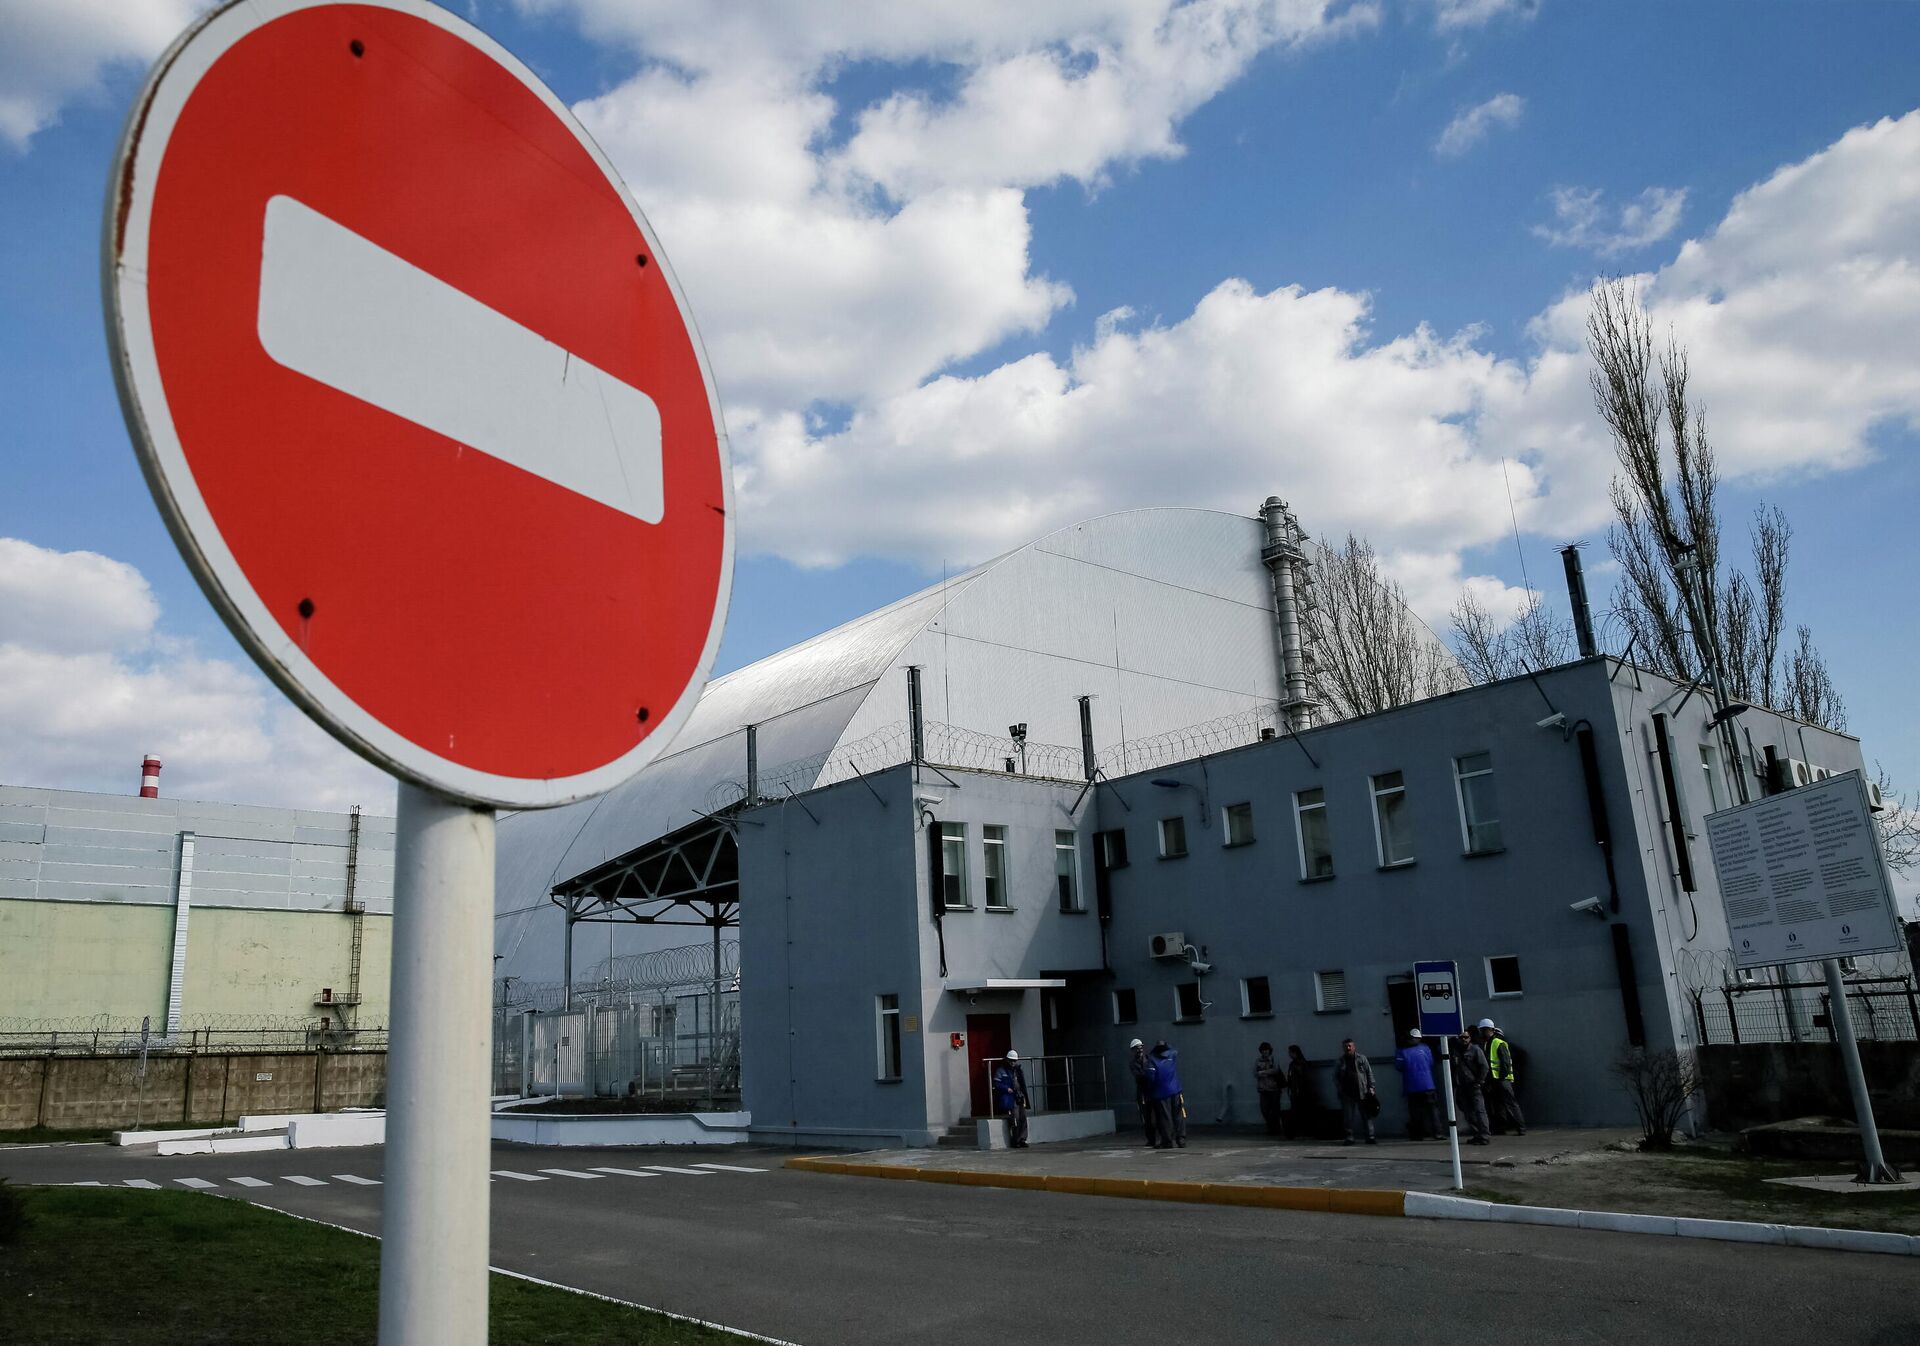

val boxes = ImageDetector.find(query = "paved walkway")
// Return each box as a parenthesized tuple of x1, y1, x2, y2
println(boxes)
(825, 1126, 1638, 1193)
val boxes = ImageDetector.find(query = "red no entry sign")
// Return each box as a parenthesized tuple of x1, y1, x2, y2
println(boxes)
(105, 0, 732, 808)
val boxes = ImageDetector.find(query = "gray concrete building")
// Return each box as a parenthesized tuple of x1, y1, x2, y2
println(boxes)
(738, 656, 1889, 1146)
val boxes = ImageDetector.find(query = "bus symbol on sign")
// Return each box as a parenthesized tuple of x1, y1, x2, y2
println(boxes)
(1421, 982, 1455, 1002)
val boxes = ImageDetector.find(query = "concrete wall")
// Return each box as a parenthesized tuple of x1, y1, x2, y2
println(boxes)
(0, 1050, 386, 1131)
(1697, 1041, 1920, 1132)
(740, 765, 933, 1145)
(1067, 659, 1666, 1129)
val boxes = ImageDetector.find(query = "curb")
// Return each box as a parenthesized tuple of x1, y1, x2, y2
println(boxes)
(1403, 1191, 1920, 1258)
(782, 1156, 1406, 1217)
(784, 1158, 1920, 1256)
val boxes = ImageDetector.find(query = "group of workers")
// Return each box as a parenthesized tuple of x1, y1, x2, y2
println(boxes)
(1254, 1020, 1524, 1145)
(998, 1020, 1523, 1152)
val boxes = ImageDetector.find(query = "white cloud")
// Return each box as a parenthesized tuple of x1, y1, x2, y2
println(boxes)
(1533, 185, 1688, 255)
(0, 0, 205, 148)
(1432, 0, 1538, 32)
(1434, 92, 1525, 158)
(0, 538, 387, 810)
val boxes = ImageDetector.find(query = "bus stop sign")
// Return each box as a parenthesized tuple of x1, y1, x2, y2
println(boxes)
(1415, 960, 1462, 1037)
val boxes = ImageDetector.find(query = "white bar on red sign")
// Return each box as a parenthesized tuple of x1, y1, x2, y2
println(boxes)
(256, 194, 665, 524)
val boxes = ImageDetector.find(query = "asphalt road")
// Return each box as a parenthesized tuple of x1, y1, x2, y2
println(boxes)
(4, 1142, 1916, 1346)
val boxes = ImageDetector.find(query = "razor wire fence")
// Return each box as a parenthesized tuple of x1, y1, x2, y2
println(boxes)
(1678, 944, 1920, 1045)
(0, 1013, 387, 1057)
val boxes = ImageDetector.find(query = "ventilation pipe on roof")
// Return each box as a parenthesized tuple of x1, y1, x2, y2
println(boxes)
(1258, 498, 1319, 734)
(906, 665, 925, 764)
(745, 724, 759, 806)
(139, 754, 162, 798)
(1561, 545, 1598, 659)
(1078, 695, 1096, 782)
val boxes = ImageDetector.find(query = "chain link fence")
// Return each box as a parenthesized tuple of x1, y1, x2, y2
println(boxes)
(0, 1014, 385, 1057)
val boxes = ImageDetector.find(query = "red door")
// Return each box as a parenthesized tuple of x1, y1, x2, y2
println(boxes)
(966, 1013, 1012, 1119)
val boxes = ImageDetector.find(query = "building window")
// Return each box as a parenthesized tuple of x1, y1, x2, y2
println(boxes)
(1453, 753, 1502, 854)
(1222, 802, 1255, 847)
(1315, 969, 1349, 1013)
(1735, 967, 1756, 985)
(982, 825, 1010, 909)
(875, 994, 902, 1081)
(1294, 787, 1333, 879)
(1486, 955, 1524, 998)
(1241, 976, 1273, 1017)
(1371, 771, 1415, 866)
(1699, 743, 1725, 812)
(1096, 828, 1129, 869)
(1158, 816, 1188, 859)
(939, 822, 969, 908)
(1174, 981, 1205, 1022)
(1112, 989, 1137, 1025)
(1055, 831, 1083, 911)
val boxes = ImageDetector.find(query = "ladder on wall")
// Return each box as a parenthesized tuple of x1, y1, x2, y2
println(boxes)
(342, 805, 366, 1025)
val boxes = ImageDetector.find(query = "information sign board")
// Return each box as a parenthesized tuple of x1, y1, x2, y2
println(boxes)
(1704, 771, 1901, 968)
(1415, 959, 1463, 1037)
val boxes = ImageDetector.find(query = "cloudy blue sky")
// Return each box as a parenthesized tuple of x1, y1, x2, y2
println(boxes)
(1, 0, 1917, 812)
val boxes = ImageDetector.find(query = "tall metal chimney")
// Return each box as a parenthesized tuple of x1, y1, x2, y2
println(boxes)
(1259, 498, 1319, 733)
(139, 754, 162, 798)
(1561, 545, 1597, 659)
(744, 723, 759, 805)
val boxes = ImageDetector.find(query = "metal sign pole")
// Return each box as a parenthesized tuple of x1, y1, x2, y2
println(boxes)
(1438, 1036, 1463, 1191)
(379, 782, 496, 1344)
(1822, 958, 1895, 1182)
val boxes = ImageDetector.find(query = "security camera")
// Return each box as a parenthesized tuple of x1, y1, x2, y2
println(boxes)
(1189, 960, 1213, 976)
(914, 791, 945, 806)
(1536, 712, 1567, 730)
(1569, 896, 1605, 918)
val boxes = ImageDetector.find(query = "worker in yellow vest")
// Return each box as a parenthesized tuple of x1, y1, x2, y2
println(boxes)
(1476, 1018, 1526, 1136)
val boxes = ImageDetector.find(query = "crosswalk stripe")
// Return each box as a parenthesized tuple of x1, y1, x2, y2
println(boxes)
(587, 1166, 658, 1178)
(176, 1177, 217, 1189)
(641, 1165, 711, 1176)
(124, 1179, 162, 1189)
(537, 1168, 603, 1180)
(690, 1163, 767, 1173)
(281, 1175, 327, 1186)
(229, 1177, 271, 1188)
(490, 1169, 547, 1182)
(332, 1174, 381, 1186)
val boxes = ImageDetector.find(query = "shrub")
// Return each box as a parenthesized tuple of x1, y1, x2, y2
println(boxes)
(1612, 1046, 1700, 1150)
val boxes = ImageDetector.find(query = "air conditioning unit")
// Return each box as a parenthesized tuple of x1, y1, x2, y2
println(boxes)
(1787, 759, 1812, 787)
(1149, 931, 1188, 959)
(1867, 778, 1887, 812)
(1811, 766, 1832, 781)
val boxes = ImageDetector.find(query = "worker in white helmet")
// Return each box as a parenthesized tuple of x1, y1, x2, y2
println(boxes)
(993, 1048, 1031, 1148)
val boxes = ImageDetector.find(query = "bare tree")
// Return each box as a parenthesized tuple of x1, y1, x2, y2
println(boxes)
(1305, 533, 1460, 718)
(1873, 764, 1920, 879)
(1587, 278, 1834, 728)
(1612, 1046, 1699, 1151)
(1448, 587, 1575, 684)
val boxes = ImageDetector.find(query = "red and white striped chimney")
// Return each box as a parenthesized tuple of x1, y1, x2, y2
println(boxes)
(139, 754, 162, 799)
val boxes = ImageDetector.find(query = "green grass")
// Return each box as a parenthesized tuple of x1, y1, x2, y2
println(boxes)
(0, 1127, 117, 1145)
(0, 1188, 738, 1345)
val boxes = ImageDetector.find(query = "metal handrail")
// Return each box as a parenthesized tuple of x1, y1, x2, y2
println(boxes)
(979, 1053, 1109, 1115)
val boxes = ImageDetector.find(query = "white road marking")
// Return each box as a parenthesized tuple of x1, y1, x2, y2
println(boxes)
(490, 1169, 547, 1182)
(257, 195, 665, 524)
(124, 1179, 162, 1189)
(538, 1168, 604, 1180)
(332, 1174, 381, 1186)
(67, 1180, 106, 1187)
(281, 1175, 327, 1186)
(588, 1167, 659, 1178)
(642, 1165, 711, 1176)
(229, 1176, 271, 1188)
(691, 1163, 767, 1173)
(176, 1177, 217, 1189)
